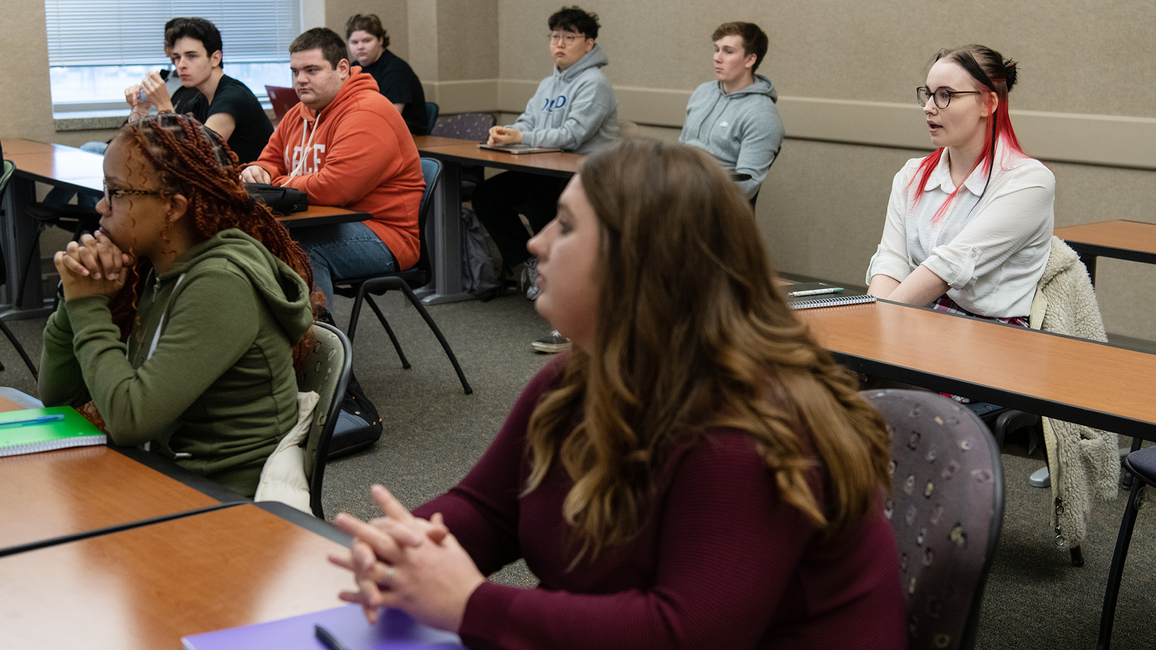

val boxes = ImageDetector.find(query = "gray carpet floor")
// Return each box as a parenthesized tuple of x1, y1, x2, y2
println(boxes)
(2, 289, 1154, 649)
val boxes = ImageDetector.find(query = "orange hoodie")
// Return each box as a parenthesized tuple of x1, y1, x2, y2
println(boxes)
(255, 69, 424, 269)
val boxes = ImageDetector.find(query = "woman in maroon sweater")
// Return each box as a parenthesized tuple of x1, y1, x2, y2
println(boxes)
(330, 138, 907, 649)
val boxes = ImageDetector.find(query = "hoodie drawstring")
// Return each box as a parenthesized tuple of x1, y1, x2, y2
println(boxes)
(288, 115, 317, 180)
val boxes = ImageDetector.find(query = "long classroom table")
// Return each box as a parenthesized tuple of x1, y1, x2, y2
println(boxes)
(1053, 219, 1156, 285)
(0, 503, 362, 650)
(2, 138, 370, 316)
(413, 136, 583, 304)
(797, 298, 1156, 441)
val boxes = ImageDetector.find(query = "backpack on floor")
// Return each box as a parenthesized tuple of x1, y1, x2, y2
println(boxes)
(315, 308, 383, 458)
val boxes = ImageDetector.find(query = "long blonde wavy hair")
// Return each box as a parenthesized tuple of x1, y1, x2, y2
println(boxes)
(524, 138, 891, 562)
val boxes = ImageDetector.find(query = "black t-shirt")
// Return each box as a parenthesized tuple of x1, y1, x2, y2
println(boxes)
(185, 74, 274, 164)
(360, 50, 428, 136)
(171, 85, 204, 120)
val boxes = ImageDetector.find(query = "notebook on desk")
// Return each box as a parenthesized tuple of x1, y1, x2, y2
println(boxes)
(477, 143, 563, 154)
(0, 406, 105, 457)
(783, 283, 876, 310)
(181, 604, 463, 649)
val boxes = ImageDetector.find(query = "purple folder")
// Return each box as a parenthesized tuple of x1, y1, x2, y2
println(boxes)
(181, 604, 464, 649)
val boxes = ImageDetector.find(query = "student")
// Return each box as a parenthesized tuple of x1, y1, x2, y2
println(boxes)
(130, 17, 274, 164)
(679, 22, 784, 200)
(328, 139, 907, 649)
(867, 45, 1054, 322)
(241, 27, 424, 306)
(345, 14, 429, 136)
(39, 113, 315, 498)
(472, 6, 617, 308)
(43, 18, 207, 211)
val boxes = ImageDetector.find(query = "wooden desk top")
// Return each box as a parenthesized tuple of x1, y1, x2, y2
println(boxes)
(0, 445, 221, 554)
(4, 138, 367, 227)
(415, 136, 582, 177)
(0, 504, 354, 650)
(797, 299, 1156, 439)
(1053, 219, 1156, 264)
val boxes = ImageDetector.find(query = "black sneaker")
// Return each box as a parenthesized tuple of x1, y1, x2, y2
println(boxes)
(531, 330, 571, 353)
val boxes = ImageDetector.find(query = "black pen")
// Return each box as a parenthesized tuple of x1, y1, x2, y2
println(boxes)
(314, 624, 352, 650)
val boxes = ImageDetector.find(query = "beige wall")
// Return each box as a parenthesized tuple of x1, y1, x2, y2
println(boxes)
(3, 0, 1156, 337)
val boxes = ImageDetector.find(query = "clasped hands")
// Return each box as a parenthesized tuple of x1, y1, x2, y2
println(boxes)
(125, 71, 174, 119)
(329, 485, 485, 633)
(54, 232, 133, 301)
(487, 126, 523, 146)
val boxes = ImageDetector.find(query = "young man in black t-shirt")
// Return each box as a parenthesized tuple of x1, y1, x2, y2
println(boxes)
(345, 14, 429, 136)
(129, 17, 273, 163)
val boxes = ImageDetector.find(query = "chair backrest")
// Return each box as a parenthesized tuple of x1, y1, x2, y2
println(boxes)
(863, 389, 1005, 650)
(430, 111, 495, 140)
(298, 320, 352, 518)
(0, 159, 15, 197)
(265, 85, 298, 121)
(424, 102, 440, 137)
(411, 157, 443, 281)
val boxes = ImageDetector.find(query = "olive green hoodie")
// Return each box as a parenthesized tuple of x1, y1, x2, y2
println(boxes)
(40, 229, 313, 496)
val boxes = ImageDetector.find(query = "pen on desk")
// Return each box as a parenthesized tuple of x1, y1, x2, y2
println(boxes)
(788, 287, 843, 297)
(315, 624, 352, 650)
(0, 414, 65, 428)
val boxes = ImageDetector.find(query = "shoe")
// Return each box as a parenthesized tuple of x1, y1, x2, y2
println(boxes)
(1029, 466, 1050, 488)
(521, 257, 540, 301)
(532, 330, 571, 354)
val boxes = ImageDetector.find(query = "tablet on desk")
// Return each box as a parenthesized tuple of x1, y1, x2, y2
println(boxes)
(477, 143, 563, 155)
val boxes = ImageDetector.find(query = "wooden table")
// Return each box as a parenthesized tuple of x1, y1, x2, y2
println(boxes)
(0, 503, 356, 650)
(414, 135, 584, 304)
(1053, 219, 1156, 284)
(0, 444, 244, 557)
(2, 138, 368, 316)
(798, 299, 1156, 440)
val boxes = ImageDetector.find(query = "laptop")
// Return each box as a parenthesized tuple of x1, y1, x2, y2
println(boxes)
(264, 85, 299, 121)
(477, 143, 563, 155)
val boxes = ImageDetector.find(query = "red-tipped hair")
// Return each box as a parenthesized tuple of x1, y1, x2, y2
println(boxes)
(908, 45, 1025, 223)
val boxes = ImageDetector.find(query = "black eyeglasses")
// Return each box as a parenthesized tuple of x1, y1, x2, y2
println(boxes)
(916, 86, 982, 110)
(103, 179, 166, 202)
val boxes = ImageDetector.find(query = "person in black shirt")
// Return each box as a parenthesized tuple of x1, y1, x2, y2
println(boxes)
(345, 14, 429, 136)
(130, 17, 273, 163)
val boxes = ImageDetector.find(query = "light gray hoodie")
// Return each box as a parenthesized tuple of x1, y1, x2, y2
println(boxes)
(679, 74, 784, 198)
(509, 44, 619, 154)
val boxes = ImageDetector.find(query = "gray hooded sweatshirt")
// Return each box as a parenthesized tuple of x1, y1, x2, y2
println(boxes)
(509, 44, 619, 154)
(679, 74, 784, 198)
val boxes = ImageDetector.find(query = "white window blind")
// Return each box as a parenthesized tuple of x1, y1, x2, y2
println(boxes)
(45, 1, 301, 67)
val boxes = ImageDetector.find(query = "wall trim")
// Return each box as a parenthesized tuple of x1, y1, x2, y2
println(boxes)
(425, 78, 1156, 171)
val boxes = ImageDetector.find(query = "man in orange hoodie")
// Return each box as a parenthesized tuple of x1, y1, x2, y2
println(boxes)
(241, 27, 424, 305)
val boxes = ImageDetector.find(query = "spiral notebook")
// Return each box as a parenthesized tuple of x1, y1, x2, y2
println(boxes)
(788, 293, 876, 310)
(0, 406, 105, 457)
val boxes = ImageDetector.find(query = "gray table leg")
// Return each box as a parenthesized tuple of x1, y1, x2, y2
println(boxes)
(421, 159, 475, 305)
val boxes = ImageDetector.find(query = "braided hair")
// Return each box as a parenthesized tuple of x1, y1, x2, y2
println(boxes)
(108, 112, 317, 365)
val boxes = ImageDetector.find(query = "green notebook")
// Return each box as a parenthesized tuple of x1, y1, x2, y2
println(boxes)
(0, 406, 106, 457)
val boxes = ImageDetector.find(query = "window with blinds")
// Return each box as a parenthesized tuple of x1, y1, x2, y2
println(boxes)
(45, 0, 301, 114)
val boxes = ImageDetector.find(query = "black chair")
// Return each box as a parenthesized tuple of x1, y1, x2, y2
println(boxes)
(424, 102, 440, 137)
(864, 389, 1005, 650)
(0, 160, 41, 379)
(297, 321, 352, 519)
(332, 158, 472, 394)
(1097, 443, 1156, 649)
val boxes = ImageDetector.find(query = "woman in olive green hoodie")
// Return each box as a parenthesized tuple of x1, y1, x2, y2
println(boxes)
(40, 113, 316, 497)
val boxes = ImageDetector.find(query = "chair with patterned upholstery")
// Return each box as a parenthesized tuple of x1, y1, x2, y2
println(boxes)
(430, 111, 497, 199)
(863, 389, 1005, 650)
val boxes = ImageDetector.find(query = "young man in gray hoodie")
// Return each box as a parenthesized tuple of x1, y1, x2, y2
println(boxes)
(473, 6, 618, 338)
(679, 22, 784, 201)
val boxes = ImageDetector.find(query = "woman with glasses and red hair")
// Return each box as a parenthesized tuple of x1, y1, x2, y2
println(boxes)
(867, 45, 1054, 325)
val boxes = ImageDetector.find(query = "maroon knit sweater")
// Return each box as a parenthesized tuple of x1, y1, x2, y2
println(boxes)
(414, 360, 906, 650)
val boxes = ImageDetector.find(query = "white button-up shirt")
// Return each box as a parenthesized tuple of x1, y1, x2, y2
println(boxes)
(866, 144, 1055, 318)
